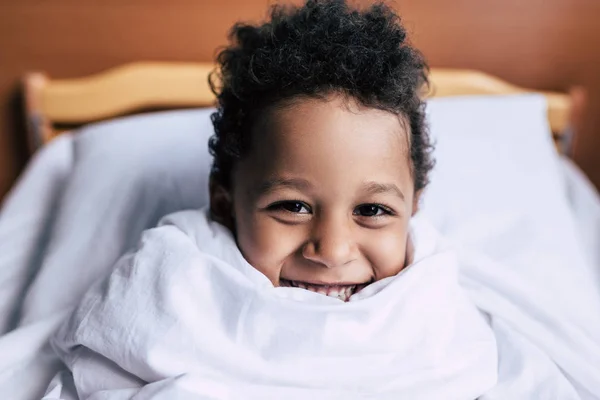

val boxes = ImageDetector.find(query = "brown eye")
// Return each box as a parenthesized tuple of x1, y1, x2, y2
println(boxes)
(354, 204, 389, 217)
(269, 201, 311, 214)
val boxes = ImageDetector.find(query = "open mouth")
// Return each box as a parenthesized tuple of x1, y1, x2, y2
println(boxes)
(279, 278, 372, 302)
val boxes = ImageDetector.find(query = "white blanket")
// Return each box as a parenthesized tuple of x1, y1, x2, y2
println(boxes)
(44, 209, 498, 399)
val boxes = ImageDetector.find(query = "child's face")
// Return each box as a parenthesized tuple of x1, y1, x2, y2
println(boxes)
(211, 95, 417, 301)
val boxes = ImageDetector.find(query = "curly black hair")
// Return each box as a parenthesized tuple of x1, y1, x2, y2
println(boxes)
(209, 0, 434, 192)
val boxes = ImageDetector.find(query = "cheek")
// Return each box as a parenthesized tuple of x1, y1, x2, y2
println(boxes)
(234, 210, 303, 284)
(361, 222, 410, 278)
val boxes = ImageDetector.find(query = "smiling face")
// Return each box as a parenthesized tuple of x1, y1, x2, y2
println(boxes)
(210, 94, 418, 301)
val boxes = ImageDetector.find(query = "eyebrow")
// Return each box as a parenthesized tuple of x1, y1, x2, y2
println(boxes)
(362, 181, 405, 201)
(251, 178, 404, 201)
(253, 177, 313, 197)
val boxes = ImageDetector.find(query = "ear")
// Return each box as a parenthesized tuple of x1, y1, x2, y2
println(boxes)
(209, 175, 235, 231)
(411, 189, 422, 216)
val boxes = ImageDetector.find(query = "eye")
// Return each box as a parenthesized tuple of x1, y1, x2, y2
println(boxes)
(353, 204, 392, 217)
(268, 201, 312, 214)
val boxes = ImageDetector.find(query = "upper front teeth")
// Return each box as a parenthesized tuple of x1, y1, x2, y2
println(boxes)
(283, 280, 356, 301)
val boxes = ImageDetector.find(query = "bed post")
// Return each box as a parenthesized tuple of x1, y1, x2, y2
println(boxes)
(22, 73, 54, 153)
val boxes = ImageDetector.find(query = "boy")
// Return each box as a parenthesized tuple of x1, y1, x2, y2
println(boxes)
(46, 1, 497, 398)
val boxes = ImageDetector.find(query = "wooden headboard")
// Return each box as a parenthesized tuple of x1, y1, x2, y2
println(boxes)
(22, 62, 572, 154)
(1, 0, 600, 199)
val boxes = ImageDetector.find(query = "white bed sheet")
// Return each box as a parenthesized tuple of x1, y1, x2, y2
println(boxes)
(19, 109, 213, 325)
(0, 98, 599, 399)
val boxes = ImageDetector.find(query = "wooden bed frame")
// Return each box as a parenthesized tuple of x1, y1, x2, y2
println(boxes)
(22, 62, 573, 154)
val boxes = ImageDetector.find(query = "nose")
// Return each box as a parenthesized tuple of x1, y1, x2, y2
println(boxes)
(302, 214, 356, 268)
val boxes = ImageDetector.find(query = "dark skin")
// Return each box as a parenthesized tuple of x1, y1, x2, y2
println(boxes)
(211, 95, 419, 300)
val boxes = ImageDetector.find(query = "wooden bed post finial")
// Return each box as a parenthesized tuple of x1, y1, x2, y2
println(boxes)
(23, 72, 54, 153)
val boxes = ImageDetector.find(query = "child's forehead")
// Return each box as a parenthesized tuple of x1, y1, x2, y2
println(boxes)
(239, 95, 414, 185)
(254, 95, 412, 153)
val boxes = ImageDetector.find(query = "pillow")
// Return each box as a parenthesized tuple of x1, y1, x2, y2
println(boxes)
(0, 135, 73, 333)
(422, 94, 593, 293)
(422, 94, 567, 236)
(20, 109, 214, 324)
(421, 94, 586, 262)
